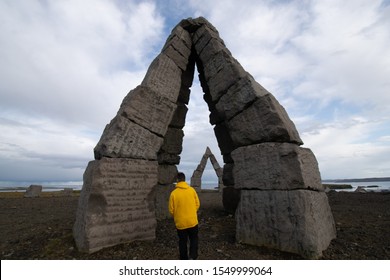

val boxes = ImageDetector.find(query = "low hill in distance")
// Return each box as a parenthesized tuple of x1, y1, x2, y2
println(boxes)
(323, 177, 390, 183)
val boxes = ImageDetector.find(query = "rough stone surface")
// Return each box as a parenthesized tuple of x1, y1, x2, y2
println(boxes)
(75, 17, 335, 258)
(141, 53, 182, 103)
(159, 127, 184, 155)
(222, 163, 234, 186)
(232, 143, 323, 191)
(119, 86, 177, 136)
(157, 152, 181, 165)
(150, 184, 176, 220)
(162, 25, 192, 71)
(190, 147, 224, 190)
(24, 185, 42, 198)
(201, 49, 247, 102)
(73, 158, 157, 253)
(213, 122, 235, 156)
(227, 95, 303, 146)
(236, 189, 337, 259)
(169, 103, 188, 129)
(193, 24, 226, 63)
(94, 115, 163, 160)
(215, 76, 267, 121)
(158, 164, 178, 185)
(222, 186, 241, 214)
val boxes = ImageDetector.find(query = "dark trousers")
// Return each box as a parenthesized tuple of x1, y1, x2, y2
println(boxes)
(177, 225, 198, 260)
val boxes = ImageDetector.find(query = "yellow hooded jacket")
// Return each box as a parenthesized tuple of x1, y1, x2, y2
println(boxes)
(169, 181, 200, 230)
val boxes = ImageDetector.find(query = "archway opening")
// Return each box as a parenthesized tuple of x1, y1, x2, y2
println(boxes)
(74, 17, 335, 258)
(201, 159, 219, 190)
(177, 71, 223, 190)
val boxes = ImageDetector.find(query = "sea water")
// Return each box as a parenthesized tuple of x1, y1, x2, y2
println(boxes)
(1, 180, 389, 192)
(322, 181, 390, 192)
(0, 181, 83, 192)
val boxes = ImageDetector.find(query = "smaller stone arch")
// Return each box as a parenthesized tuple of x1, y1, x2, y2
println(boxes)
(190, 147, 224, 191)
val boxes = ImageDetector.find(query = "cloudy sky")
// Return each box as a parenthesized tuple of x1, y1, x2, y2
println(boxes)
(1, 0, 389, 185)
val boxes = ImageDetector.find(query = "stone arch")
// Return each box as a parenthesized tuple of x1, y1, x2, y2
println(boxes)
(73, 17, 336, 258)
(190, 146, 224, 190)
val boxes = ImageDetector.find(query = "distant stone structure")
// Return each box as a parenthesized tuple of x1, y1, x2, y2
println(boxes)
(190, 147, 223, 190)
(355, 186, 367, 193)
(73, 17, 336, 258)
(24, 185, 42, 198)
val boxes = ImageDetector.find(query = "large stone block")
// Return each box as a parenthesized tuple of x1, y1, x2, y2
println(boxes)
(236, 189, 336, 259)
(202, 49, 247, 102)
(73, 158, 158, 253)
(222, 163, 235, 186)
(141, 53, 182, 103)
(24, 185, 42, 198)
(158, 164, 177, 185)
(94, 115, 163, 160)
(215, 76, 268, 121)
(159, 127, 184, 155)
(166, 24, 192, 49)
(162, 25, 192, 71)
(193, 24, 226, 63)
(180, 53, 196, 90)
(150, 184, 176, 220)
(227, 95, 303, 146)
(169, 102, 188, 129)
(178, 84, 191, 105)
(157, 152, 181, 165)
(214, 122, 235, 156)
(119, 86, 177, 136)
(190, 170, 203, 188)
(232, 143, 323, 191)
(222, 186, 240, 214)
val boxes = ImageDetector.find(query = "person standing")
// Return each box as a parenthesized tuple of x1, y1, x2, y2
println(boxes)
(169, 172, 200, 260)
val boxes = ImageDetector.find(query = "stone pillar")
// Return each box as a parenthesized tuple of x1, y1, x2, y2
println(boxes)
(190, 146, 224, 190)
(74, 17, 336, 259)
(232, 143, 336, 259)
(24, 185, 42, 198)
(74, 22, 194, 253)
(73, 158, 158, 253)
(188, 17, 336, 258)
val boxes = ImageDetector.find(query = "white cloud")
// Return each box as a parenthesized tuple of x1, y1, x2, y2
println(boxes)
(183, 0, 390, 179)
(292, 0, 390, 107)
(0, 0, 165, 181)
(302, 116, 390, 178)
(0, 0, 389, 182)
(178, 81, 223, 180)
(0, 0, 165, 126)
(0, 115, 94, 181)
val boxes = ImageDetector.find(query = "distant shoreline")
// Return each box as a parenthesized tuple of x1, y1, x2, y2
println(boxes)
(323, 177, 390, 183)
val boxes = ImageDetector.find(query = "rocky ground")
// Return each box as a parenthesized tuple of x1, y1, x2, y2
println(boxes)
(0, 190, 389, 260)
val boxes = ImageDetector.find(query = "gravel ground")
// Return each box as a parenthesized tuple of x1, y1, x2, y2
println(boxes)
(0, 191, 389, 260)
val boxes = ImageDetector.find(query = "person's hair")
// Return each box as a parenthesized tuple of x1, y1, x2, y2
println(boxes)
(177, 172, 186, 182)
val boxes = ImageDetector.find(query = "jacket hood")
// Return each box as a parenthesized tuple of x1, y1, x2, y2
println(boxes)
(176, 181, 190, 189)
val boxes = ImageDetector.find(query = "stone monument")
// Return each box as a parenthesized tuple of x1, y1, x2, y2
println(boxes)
(24, 185, 42, 198)
(190, 146, 224, 190)
(73, 17, 336, 258)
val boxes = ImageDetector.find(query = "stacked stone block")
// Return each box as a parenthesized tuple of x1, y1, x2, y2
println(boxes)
(73, 24, 194, 252)
(190, 146, 224, 190)
(188, 18, 336, 258)
(74, 17, 336, 258)
(73, 158, 158, 252)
